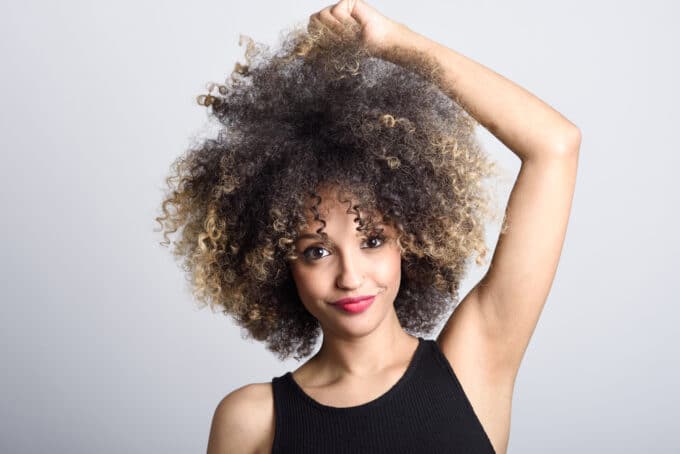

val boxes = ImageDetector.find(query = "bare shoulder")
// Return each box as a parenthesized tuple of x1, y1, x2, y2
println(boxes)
(206, 382, 275, 454)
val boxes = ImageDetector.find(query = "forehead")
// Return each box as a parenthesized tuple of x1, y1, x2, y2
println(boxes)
(298, 186, 388, 234)
(301, 185, 355, 217)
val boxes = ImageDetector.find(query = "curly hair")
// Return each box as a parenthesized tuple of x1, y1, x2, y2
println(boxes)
(155, 21, 504, 361)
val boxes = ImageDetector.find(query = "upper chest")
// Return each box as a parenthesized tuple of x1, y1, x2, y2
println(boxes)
(265, 354, 507, 452)
(250, 365, 414, 453)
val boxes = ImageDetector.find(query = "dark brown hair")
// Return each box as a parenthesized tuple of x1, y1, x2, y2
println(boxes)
(155, 21, 503, 360)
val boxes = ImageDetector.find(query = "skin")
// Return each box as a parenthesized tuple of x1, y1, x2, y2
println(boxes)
(208, 1, 581, 453)
(288, 184, 419, 383)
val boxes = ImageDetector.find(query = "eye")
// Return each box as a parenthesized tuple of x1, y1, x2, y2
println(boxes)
(362, 233, 386, 249)
(302, 245, 330, 261)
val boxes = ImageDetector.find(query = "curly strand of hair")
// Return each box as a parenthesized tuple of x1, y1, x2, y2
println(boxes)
(307, 190, 328, 240)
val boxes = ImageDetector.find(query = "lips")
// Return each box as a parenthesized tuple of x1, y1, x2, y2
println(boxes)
(332, 295, 376, 305)
(331, 296, 376, 314)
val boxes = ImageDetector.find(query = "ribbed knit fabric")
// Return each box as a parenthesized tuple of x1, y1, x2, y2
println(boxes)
(271, 337, 496, 453)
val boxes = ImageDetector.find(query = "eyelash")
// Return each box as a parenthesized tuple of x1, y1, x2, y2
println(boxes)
(301, 233, 387, 262)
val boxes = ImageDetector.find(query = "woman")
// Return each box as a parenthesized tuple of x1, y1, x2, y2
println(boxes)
(156, 1, 580, 452)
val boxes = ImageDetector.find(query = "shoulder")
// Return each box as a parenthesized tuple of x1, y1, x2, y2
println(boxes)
(206, 382, 275, 454)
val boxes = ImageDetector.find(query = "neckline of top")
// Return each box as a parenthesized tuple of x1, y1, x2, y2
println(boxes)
(284, 336, 426, 412)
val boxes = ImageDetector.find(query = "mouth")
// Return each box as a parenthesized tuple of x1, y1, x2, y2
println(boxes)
(332, 295, 376, 305)
(331, 295, 376, 314)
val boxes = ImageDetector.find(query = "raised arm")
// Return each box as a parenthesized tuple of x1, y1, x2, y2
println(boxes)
(381, 21, 581, 374)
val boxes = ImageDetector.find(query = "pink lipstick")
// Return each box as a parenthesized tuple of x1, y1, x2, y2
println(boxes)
(331, 295, 376, 314)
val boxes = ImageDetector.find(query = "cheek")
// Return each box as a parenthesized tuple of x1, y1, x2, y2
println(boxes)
(290, 263, 327, 298)
(373, 248, 402, 284)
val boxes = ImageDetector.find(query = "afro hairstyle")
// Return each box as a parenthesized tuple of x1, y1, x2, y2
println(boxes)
(155, 20, 503, 361)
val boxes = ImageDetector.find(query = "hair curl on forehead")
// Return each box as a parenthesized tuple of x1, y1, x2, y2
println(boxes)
(155, 20, 504, 361)
(295, 181, 388, 250)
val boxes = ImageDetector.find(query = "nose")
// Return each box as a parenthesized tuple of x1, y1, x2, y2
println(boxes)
(335, 250, 365, 290)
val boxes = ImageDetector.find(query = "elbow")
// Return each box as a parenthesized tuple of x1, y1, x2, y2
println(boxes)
(555, 125, 582, 156)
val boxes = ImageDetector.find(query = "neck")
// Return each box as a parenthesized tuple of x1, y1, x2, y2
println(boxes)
(311, 312, 419, 378)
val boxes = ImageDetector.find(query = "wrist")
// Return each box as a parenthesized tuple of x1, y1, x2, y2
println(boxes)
(381, 22, 414, 52)
(379, 23, 438, 66)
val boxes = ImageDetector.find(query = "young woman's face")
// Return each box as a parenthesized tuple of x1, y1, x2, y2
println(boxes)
(288, 187, 403, 337)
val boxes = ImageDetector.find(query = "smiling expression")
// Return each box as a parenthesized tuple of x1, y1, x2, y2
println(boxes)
(288, 186, 403, 336)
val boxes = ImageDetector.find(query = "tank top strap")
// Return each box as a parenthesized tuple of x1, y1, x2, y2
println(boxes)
(421, 338, 496, 453)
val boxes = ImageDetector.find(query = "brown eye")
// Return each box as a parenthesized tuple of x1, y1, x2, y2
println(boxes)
(303, 246, 330, 261)
(363, 234, 385, 249)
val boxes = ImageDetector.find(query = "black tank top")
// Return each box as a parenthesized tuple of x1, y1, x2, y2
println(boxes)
(271, 337, 496, 453)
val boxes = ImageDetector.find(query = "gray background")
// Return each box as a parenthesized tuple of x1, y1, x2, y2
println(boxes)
(1, 0, 677, 452)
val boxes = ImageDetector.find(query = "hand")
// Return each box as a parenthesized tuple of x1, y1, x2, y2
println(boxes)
(307, 0, 406, 58)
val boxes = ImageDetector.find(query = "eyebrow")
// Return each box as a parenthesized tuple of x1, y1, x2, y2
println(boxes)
(295, 225, 387, 244)
(295, 233, 336, 248)
(296, 233, 326, 241)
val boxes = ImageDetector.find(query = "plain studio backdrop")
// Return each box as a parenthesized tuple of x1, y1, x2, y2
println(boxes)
(1, 0, 677, 452)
